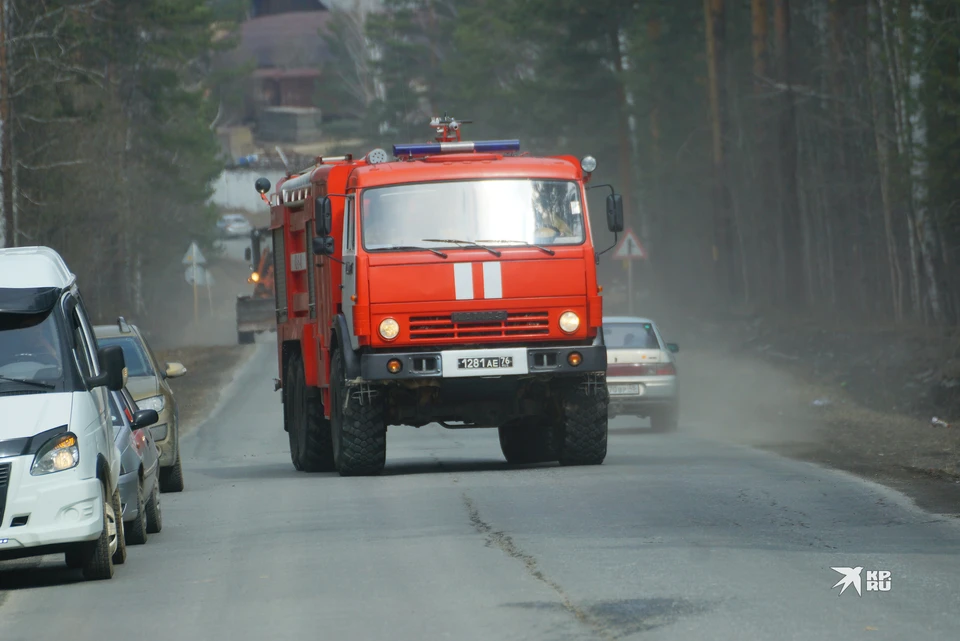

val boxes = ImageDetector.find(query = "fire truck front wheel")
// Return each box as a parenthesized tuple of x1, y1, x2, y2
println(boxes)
(498, 420, 557, 465)
(287, 354, 335, 473)
(331, 348, 387, 476)
(556, 378, 609, 466)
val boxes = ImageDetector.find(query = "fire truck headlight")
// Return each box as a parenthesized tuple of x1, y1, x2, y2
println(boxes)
(580, 155, 597, 173)
(559, 311, 580, 333)
(378, 318, 400, 341)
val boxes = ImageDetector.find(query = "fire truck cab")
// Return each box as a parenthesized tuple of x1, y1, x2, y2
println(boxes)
(258, 118, 625, 476)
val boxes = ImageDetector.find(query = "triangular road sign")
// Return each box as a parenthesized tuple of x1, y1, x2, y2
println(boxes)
(612, 228, 646, 260)
(182, 241, 207, 266)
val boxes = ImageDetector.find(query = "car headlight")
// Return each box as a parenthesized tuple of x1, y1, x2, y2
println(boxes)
(138, 395, 165, 412)
(31, 433, 80, 476)
(559, 311, 580, 333)
(150, 423, 168, 441)
(378, 318, 400, 341)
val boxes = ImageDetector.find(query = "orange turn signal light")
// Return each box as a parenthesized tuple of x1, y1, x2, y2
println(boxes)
(387, 359, 403, 374)
(567, 352, 582, 366)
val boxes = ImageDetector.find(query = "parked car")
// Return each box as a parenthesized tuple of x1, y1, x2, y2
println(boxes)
(109, 387, 162, 544)
(0, 246, 129, 580)
(217, 213, 253, 238)
(94, 318, 187, 492)
(603, 316, 680, 432)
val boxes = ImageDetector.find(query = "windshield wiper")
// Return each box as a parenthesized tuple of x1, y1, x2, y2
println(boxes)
(421, 239, 502, 257)
(373, 245, 448, 258)
(0, 374, 55, 390)
(475, 239, 555, 255)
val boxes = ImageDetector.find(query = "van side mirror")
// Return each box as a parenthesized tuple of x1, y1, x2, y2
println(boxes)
(312, 235, 335, 256)
(606, 194, 624, 233)
(92, 345, 126, 391)
(316, 196, 333, 235)
(132, 409, 159, 430)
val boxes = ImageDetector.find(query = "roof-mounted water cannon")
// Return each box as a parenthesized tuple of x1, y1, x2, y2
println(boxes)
(430, 113, 472, 142)
(394, 116, 520, 158)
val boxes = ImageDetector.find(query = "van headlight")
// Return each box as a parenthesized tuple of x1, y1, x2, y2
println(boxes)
(378, 318, 400, 341)
(559, 311, 580, 333)
(31, 433, 80, 475)
(138, 395, 165, 412)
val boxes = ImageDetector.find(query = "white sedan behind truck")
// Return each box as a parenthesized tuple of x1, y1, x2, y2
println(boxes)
(603, 316, 680, 432)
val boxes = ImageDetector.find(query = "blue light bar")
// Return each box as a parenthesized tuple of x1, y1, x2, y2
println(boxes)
(393, 139, 521, 157)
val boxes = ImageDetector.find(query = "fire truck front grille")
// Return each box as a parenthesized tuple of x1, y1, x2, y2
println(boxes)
(408, 311, 550, 341)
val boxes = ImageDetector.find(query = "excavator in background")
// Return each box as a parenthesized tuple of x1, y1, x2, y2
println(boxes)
(235, 226, 276, 344)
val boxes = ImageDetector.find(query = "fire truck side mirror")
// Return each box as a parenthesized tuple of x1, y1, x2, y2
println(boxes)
(313, 235, 335, 256)
(316, 196, 333, 235)
(606, 194, 624, 233)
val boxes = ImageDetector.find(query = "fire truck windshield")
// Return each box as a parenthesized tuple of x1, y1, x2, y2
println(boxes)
(361, 179, 585, 251)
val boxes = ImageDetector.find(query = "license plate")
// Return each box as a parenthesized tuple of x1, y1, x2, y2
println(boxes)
(608, 383, 640, 396)
(457, 356, 513, 370)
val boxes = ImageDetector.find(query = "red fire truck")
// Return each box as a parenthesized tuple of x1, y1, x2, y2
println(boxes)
(255, 117, 625, 476)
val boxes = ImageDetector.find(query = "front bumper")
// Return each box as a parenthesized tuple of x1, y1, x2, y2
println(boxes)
(607, 376, 678, 417)
(360, 344, 606, 381)
(0, 458, 103, 557)
(117, 469, 140, 521)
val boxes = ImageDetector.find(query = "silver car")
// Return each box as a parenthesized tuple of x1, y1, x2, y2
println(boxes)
(603, 316, 680, 431)
(109, 388, 163, 544)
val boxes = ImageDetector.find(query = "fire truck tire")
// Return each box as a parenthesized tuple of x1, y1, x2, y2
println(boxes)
(288, 355, 335, 473)
(238, 331, 255, 345)
(284, 359, 301, 470)
(331, 348, 387, 476)
(557, 380, 608, 466)
(498, 421, 556, 464)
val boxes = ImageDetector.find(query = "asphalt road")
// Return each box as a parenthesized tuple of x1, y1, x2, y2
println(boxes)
(2, 342, 959, 640)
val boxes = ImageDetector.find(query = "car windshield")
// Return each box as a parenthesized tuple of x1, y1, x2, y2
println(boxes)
(0, 309, 64, 385)
(603, 322, 662, 349)
(97, 336, 155, 377)
(360, 179, 585, 250)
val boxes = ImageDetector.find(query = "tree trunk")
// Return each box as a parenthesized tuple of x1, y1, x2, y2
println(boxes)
(704, 0, 736, 304)
(867, 0, 903, 322)
(827, 0, 856, 313)
(751, 0, 776, 306)
(774, 0, 804, 309)
(904, 2, 943, 323)
(0, 0, 13, 248)
(611, 28, 636, 229)
(878, 0, 921, 317)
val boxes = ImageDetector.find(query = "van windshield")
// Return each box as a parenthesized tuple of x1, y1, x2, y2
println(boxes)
(0, 309, 65, 389)
(360, 179, 585, 250)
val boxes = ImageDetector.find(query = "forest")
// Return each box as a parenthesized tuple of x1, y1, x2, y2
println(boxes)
(0, 0, 246, 319)
(322, 0, 960, 326)
(1, 0, 958, 329)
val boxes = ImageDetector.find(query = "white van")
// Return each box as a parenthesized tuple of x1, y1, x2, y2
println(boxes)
(0, 247, 129, 580)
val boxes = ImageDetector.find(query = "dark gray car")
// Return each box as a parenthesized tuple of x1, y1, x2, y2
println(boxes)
(109, 388, 163, 544)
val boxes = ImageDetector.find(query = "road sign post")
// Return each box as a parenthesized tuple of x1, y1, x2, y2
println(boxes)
(611, 228, 647, 315)
(183, 242, 208, 324)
